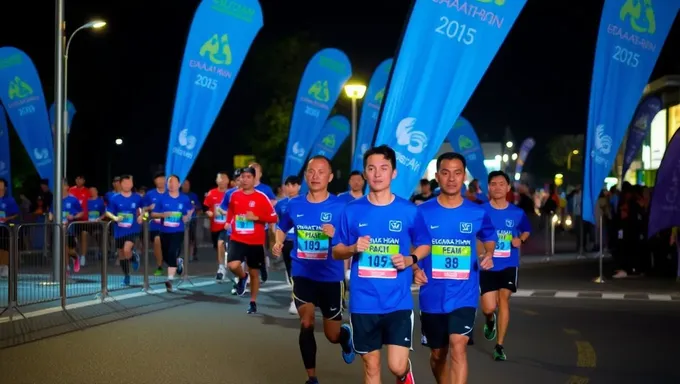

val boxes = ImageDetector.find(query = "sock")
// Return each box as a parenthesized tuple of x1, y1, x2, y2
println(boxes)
(299, 325, 317, 370)
(168, 267, 177, 280)
(339, 325, 351, 352)
(120, 259, 130, 275)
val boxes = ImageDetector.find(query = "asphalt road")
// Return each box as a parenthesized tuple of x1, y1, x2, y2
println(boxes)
(1, 275, 679, 384)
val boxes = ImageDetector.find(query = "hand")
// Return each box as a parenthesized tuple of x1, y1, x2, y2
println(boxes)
(272, 242, 283, 257)
(245, 211, 258, 221)
(67, 215, 74, 221)
(163, 212, 173, 218)
(224, 222, 230, 231)
(206, 210, 214, 218)
(115, 215, 123, 222)
(321, 224, 335, 238)
(479, 254, 494, 270)
(136, 215, 143, 225)
(182, 215, 191, 223)
(355, 236, 370, 253)
(414, 269, 428, 285)
(391, 254, 409, 270)
(48, 213, 54, 222)
(511, 238, 522, 248)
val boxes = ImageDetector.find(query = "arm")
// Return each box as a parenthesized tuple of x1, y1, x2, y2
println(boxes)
(401, 210, 432, 268)
(275, 228, 287, 244)
(2, 198, 20, 222)
(73, 201, 84, 220)
(332, 210, 357, 260)
(150, 202, 165, 219)
(255, 195, 278, 224)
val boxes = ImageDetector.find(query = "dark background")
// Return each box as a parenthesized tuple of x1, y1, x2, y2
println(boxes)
(1, 0, 679, 196)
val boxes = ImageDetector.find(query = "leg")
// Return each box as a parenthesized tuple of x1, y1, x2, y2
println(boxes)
(421, 312, 450, 383)
(384, 310, 414, 382)
(479, 270, 500, 341)
(447, 307, 477, 384)
(153, 234, 163, 268)
(80, 230, 88, 264)
(227, 241, 247, 295)
(351, 313, 383, 384)
(318, 280, 354, 363)
(294, 277, 319, 380)
(497, 289, 512, 346)
(245, 244, 266, 304)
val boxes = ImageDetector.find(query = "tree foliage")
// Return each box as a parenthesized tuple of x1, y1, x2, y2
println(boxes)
(546, 134, 585, 173)
(245, 34, 321, 185)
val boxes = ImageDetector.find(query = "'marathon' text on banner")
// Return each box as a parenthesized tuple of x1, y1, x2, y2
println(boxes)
(372, 0, 527, 198)
(0, 47, 54, 188)
(165, 0, 264, 182)
(282, 48, 352, 179)
(582, 0, 679, 223)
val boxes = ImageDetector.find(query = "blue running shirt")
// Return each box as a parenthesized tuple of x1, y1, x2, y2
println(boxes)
(107, 193, 142, 238)
(482, 202, 531, 271)
(275, 197, 296, 242)
(278, 194, 345, 282)
(142, 189, 165, 232)
(334, 195, 431, 314)
(418, 198, 497, 313)
(153, 193, 192, 234)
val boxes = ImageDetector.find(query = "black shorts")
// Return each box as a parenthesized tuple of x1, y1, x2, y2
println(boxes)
(0, 226, 10, 251)
(149, 230, 161, 239)
(350, 310, 414, 354)
(292, 276, 343, 320)
(227, 240, 265, 269)
(211, 230, 228, 249)
(421, 307, 477, 349)
(115, 234, 139, 250)
(480, 266, 518, 295)
(65, 234, 78, 249)
(188, 220, 197, 243)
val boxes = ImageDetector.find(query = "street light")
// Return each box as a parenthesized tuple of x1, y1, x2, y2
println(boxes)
(506, 141, 513, 149)
(343, 83, 367, 168)
(511, 153, 518, 161)
(567, 149, 580, 170)
(63, 19, 107, 178)
(115, 138, 123, 145)
(502, 154, 509, 162)
(108, 138, 123, 183)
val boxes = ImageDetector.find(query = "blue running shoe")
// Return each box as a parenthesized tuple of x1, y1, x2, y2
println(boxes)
(177, 258, 184, 276)
(246, 301, 257, 314)
(131, 251, 140, 272)
(235, 277, 246, 296)
(305, 377, 319, 384)
(340, 323, 356, 364)
(122, 275, 131, 286)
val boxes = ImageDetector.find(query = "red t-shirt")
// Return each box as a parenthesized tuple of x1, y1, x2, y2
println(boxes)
(203, 188, 227, 233)
(69, 186, 88, 218)
(227, 189, 277, 246)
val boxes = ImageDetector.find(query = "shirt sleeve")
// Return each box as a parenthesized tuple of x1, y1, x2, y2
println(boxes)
(410, 209, 432, 247)
(73, 199, 83, 215)
(333, 207, 352, 247)
(518, 212, 532, 234)
(478, 212, 498, 243)
(220, 191, 231, 212)
(277, 203, 293, 233)
(258, 193, 278, 223)
(263, 185, 276, 200)
(106, 197, 117, 215)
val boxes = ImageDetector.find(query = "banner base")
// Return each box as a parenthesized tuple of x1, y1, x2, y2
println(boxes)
(592, 276, 606, 284)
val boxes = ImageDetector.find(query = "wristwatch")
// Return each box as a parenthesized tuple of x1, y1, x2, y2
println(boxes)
(410, 254, 418, 265)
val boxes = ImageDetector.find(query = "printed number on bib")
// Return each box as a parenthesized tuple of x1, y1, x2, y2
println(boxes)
(235, 214, 254, 234)
(296, 230, 329, 260)
(119, 213, 134, 228)
(494, 231, 512, 258)
(358, 243, 398, 279)
(213, 204, 226, 224)
(164, 212, 182, 228)
(431, 244, 471, 280)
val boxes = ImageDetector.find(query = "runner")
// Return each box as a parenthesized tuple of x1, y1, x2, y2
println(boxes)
(104, 176, 121, 205)
(106, 175, 143, 286)
(249, 162, 277, 283)
(332, 145, 431, 384)
(480, 170, 531, 361)
(203, 172, 230, 282)
(336, 170, 365, 304)
(142, 172, 166, 277)
(87, 187, 106, 260)
(69, 175, 89, 267)
(274, 175, 301, 314)
(49, 180, 84, 275)
(181, 179, 201, 261)
(273, 156, 355, 383)
(151, 175, 193, 292)
(226, 166, 278, 314)
(218, 169, 242, 294)
(414, 152, 497, 384)
(0, 178, 19, 278)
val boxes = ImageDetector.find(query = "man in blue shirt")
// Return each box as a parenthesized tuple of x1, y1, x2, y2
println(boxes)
(480, 171, 531, 361)
(274, 175, 301, 314)
(414, 152, 497, 383)
(106, 175, 143, 286)
(273, 156, 355, 384)
(337, 170, 365, 204)
(333, 145, 431, 384)
(0, 178, 18, 278)
(142, 172, 166, 276)
(182, 179, 201, 261)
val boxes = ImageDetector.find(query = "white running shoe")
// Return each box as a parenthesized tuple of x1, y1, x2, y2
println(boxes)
(288, 300, 298, 315)
(79, 255, 87, 267)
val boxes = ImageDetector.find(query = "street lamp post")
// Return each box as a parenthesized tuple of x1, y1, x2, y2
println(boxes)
(53, 0, 65, 283)
(343, 84, 367, 168)
(567, 149, 579, 170)
(63, 20, 106, 179)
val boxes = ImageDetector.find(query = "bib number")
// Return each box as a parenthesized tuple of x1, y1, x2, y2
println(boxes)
(118, 213, 133, 228)
(213, 204, 226, 224)
(493, 231, 512, 258)
(296, 230, 329, 260)
(431, 244, 471, 280)
(235, 214, 254, 234)
(358, 243, 398, 279)
(164, 212, 182, 227)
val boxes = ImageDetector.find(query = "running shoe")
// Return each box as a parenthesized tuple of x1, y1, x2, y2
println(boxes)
(340, 324, 356, 364)
(72, 256, 81, 273)
(235, 277, 246, 296)
(247, 301, 257, 314)
(131, 251, 140, 272)
(122, 275, 131, 286)
(493, 344, 507, 361)
(177, 258, 184, 276)
(484, 312, 497, 341)
(154, 267, 163, 277)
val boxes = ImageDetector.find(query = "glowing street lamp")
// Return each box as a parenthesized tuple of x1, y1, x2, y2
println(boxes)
(115, 138, 123, 145)
(344, 83, 367, 168)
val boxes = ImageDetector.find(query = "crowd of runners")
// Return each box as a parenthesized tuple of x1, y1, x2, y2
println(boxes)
(18, 144, 531, 384)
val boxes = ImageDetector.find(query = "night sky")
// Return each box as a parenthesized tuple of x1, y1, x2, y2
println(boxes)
(1, 0, 679, 195)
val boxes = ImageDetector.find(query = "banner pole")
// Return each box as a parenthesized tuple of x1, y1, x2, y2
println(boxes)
(350, 97, 357, 169)
(53, 0, 65, 283)
(593, 214, 605, 283)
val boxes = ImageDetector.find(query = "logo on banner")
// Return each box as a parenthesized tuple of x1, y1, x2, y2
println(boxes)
(634, 114, 650, 130)
(308, 80, 330, 102)
(620, 0, 656, 34)
(396, 117, 428, 154)
(200, 34, 233, 65)
(374, 87, 385, 102)
(292, 141, 305, 158)
(172, 129, 198, 160)
(458, 135, 474, 150)
(591, 125, 613, 167)
(475, 0, 506, 6)
(32, 148, 50, 166)
(8, 76, 33, 99)
(360, 143, 369, 155)
(322, 134, 335, 148)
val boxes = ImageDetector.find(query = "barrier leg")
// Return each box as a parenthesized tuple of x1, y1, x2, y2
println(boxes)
(176, 226, 194, 288)
(577, 216, 586, 260)
(542, 216, 552, 263)
(0, 226, 26, 320)
(593, 214, 605, 284)
(142, 220, 152, 293)
(96, 222, 113, 301)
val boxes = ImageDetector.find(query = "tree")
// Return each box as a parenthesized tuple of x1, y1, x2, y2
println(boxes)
(243, 33, 321, 185)
(546, 134, 585, 174)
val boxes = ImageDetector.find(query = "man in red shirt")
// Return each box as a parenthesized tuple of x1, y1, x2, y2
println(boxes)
(203, 171, 230, 282)
(69, 175, 89, 266)
(227, 167, 278, 314)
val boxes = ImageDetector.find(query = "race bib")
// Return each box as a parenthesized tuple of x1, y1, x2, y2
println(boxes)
(0, 211, 6, 220)
(235, 214, 254, 234)
(296, 229, 329, 260)
(61, 211, 70, 224)
(88, 210, 100, 222)
(493, 231, 512, 258)
(164, 212, 182, 228)
(118, 213, 133, 228)
(358, 242, 398, 279)
(213, 204, 226, 224)
(431, 244, 471, 280)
